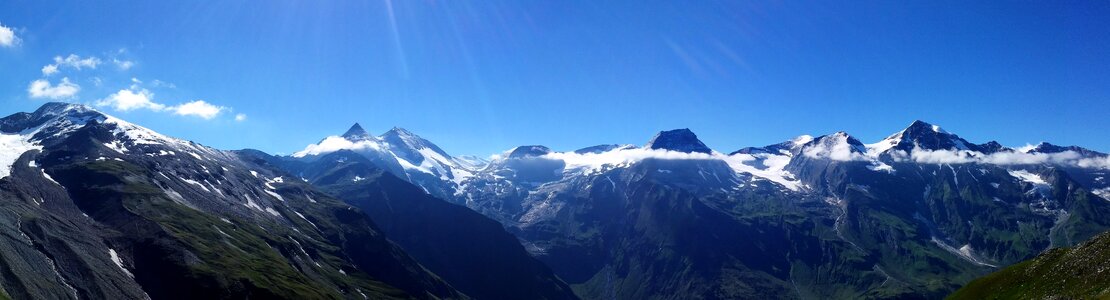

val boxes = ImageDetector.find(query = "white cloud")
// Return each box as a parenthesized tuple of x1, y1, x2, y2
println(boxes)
(27, 78, 80, 99)
(41, 64, 59, 76)
(235, 113, 247, 122)
(113, 58, 135, 70)
(0, 22, 18, 48)
(97, 87, 235, 121)
(171, 100, 225, 119)
(97, 88, 165, 112)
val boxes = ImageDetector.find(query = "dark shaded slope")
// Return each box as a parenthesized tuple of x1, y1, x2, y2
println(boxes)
(239, 150, 578, 300)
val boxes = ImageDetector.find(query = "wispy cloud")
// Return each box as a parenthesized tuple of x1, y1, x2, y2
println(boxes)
(235, 113, 247, 122)
(42, 54, 102, 76)
(112, 58, 135, 70)
(27, 78, 80, 99)
(0, 22, 19, 48)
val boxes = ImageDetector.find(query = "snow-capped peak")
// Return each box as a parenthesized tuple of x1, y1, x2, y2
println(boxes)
(867, 120, 974, 154)
(731, 135, 814, 156)
(800, 131, 868, 161)
(1, 102, 214, 177)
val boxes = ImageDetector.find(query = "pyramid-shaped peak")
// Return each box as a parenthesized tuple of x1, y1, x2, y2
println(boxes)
(646, 128, 712, 154)
(905, 120, 947, 134)
(342, 123, 372, 140)
(876, 120, 975, 152)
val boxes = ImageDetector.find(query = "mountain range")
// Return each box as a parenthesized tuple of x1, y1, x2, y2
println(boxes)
(1, 102, 1108, 299)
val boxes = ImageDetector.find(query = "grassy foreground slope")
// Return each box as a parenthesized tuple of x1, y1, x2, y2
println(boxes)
(948, 230, 1110, 299)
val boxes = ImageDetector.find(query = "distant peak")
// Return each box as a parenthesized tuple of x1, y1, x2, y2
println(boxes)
(977, 141, 1011, 154)
(906, 120, 945, 133)
(34, 101, 94, 116)
(574, 144, 633, 154)
(814, 131, 864, 146)
(384, 126, 415, 137)
(507, 145, 552, 158)
(342, 123, 372, 140)
(645, 128, 712, 154)
(1026, 142, 1106, 157)
(876, 120, 974, 152)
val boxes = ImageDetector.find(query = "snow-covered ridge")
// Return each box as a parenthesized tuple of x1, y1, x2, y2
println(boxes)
(788, 121, 1110, 170)
(1, 103, 227, 178)
(291, 125, 477, 187)
(532, 147, 803, 191)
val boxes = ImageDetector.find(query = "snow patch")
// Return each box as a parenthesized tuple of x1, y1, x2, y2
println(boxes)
(264, 190, 285, 202)
(108, 248, 134, 278)
(1093, 188, 1110, 202)
(0, 133, 42, 179)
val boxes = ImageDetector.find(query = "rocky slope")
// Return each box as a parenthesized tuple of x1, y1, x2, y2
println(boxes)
(286, 121, 1110, 299)
(0, 103, 463, 299)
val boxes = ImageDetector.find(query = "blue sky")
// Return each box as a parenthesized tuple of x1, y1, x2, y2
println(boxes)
(1, 1, 1109, 156)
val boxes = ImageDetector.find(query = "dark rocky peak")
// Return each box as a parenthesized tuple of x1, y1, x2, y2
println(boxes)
(645, 128, 712, 154)
(341, 123, 374, 141)
(977, 141, 1012, 154)
(883, 120, 976, 152)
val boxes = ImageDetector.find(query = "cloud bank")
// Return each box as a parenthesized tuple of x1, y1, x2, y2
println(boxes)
(904, 147, 1110, 169)
(808, 143, 1110, 170)
(293, 136, 384, 157)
